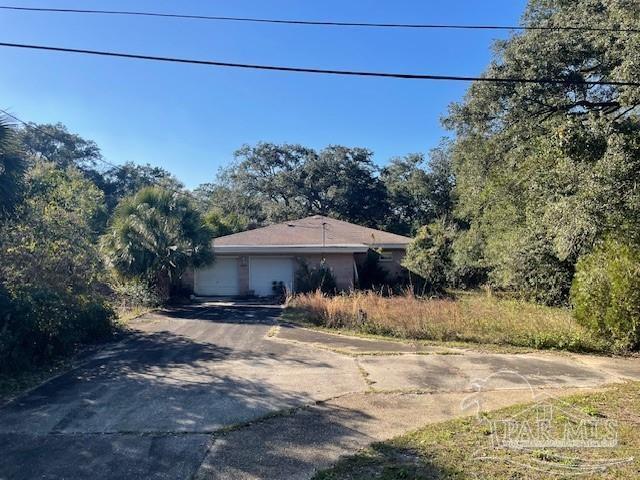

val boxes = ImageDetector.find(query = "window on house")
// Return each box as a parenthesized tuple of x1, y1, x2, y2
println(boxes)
(378, 252, 393, 263)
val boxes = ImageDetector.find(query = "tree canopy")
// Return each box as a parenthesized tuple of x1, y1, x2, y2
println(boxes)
(444, 0, 640, 304)
(198, 142, 452, 234)
(101, 187, 213, 298)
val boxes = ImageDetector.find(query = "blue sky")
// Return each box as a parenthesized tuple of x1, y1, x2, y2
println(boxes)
(0, 0, 528, 189)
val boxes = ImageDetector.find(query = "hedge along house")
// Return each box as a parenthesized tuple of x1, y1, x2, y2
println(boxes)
(188, 215, 412, 297)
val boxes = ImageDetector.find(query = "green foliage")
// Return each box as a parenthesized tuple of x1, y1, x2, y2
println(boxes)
(0, 161, 115, 372)
(110, 278, 163, 310)
(402, 219, 456, 294)
(101, 186, 214, 299)
(0, 162, 107, 294)
(357, 250, 388, 290)
(203, 209, 249, 237)
(0, 286, 114, 373)
(295, 259, 338, 294)
(445, 0, 640, 304)
(207, 143, 391, 228)
(381, 141, 455, 235)
(99, 162, 183, 213)
(19, 122, 103, 171)
(571, 239, 640, 350)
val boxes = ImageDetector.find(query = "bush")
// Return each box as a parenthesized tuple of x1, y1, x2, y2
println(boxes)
(295, 259, 338, 294)
(111, 278, 162, 310)
(0, 285, 115, 373)
(571, 239, 640, 350)
(402, 219, 455, 294)
(357, 250, 388, 290)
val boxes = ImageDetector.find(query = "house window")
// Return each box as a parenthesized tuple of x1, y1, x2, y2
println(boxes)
(378, 252, 393, 263)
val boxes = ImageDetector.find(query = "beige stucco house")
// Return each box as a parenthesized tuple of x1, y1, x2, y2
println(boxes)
(187, 215, 411, 297)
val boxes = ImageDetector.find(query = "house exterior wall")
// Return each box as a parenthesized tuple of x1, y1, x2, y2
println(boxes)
(295, 253, 355, 291)
(237, 252, 355, 294)
(187, 248, 406, 296)
(354, 248, 407, 282)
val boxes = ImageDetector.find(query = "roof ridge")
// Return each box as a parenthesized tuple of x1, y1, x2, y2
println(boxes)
(214, 215, 412, 245)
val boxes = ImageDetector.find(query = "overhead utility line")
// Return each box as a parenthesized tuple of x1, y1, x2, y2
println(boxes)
(1, 42, 638, 87)
(0, 5, 637, 33)
(0, 108, 200, 203)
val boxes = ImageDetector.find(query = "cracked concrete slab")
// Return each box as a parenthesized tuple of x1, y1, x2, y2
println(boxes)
(0, 304, 637, 480)
(0, 307, 363, 435)
(196, 388, 588, 480)
(358, 352, 619, 392)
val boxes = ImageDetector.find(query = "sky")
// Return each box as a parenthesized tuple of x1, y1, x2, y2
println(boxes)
(0, 0, 528, 189)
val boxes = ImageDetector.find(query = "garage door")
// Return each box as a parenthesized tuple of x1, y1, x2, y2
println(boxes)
(194, 257, 239, 296)
(250, 257, 294, 297)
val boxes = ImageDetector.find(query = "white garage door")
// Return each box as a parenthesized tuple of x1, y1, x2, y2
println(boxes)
(250, 257, 294, 297)
(194, 257, 239, 296)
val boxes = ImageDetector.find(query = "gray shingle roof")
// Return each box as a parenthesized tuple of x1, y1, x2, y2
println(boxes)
(214, 215, 411, 247)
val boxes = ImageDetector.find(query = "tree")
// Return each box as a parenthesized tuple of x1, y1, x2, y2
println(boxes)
(0, 161, 114, 370)
(203, 209, 249, 238)
(444, 0, 640, 304)
(571, 238, 640, 350)
(381, 141, 455, 235)
(101, 187, 213, 299)
(0, 161, 106, 294)
(402, 219, 456, 294)
(299, 146, 390, 227)
(0, 117, 25, 218)
(203, 143, 391, 227)
(99, 162, 183, 212)
(19, 122, 102, 171)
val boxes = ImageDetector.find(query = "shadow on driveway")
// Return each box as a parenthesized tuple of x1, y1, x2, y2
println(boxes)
(0, 305, 367, 479)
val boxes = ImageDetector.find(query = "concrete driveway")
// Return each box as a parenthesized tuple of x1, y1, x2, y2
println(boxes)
(1, 304, 639, 480)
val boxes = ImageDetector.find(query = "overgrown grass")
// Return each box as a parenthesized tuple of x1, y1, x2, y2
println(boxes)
(287, 290, 612, 353)
(314, 382, 640, 480)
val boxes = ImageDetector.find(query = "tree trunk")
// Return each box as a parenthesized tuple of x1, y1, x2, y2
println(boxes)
(156, 270, 171, 303)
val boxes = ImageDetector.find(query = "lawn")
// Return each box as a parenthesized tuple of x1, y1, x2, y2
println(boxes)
(313, 382, 640, 480)
(286, 290, 611, 354)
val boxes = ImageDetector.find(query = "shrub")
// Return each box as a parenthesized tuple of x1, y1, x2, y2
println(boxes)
(357, 250, 388, 290)
(111, 278, 162, 311)
(295, 259, 338, 294)
(571, 239, 640, 350)
(402, 219, 455, 294)
(0, 285, 115, 373)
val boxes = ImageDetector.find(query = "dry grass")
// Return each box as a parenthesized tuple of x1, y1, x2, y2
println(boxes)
(287, 290, 610, 353)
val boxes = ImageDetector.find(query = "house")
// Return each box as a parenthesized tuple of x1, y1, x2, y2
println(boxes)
(187, 215, 412, 297)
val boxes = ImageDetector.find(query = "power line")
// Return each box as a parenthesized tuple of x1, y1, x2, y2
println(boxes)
(1, 42, 638, 87)
(0, 5, 638, 33)
(0, 108, 200, 202)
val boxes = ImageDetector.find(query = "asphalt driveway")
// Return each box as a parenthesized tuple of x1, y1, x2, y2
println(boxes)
(1, 304, 639, 480)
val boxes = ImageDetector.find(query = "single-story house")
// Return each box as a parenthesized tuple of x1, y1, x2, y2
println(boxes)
(187, 215, 412, 297)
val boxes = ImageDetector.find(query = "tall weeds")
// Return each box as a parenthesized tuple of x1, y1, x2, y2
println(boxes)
(288, 290, 610, 353)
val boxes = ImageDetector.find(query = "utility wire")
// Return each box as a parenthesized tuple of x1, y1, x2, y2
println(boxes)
(1, 42, 638, 87)
(0, 5, 638, 33)
(0, 108, 200, 203)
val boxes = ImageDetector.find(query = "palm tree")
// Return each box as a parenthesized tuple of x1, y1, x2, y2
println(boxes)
(101, 186, 213, 299)
(0, 116, 25, 218)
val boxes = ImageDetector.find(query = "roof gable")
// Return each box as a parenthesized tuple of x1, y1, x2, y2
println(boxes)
(214, 215, 411, 248)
